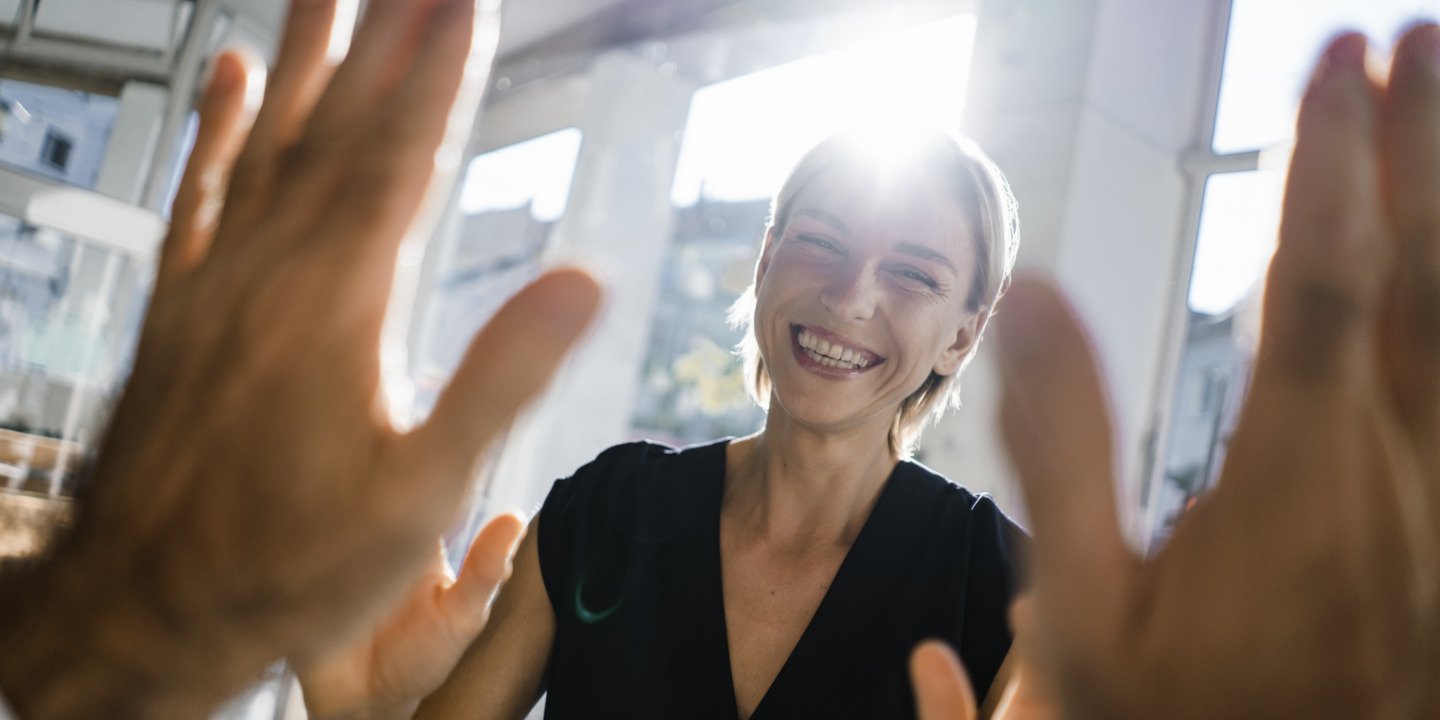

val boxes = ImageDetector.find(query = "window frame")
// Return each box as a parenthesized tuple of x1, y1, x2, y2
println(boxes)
(1141, 0, 1267, 545)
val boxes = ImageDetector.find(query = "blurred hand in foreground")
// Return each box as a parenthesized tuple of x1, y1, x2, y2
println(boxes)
(295, 516, 524, 720)
(0, 0, 600, 716)
(910, 597, 1057, 720)
(987, 27, 1440, 719)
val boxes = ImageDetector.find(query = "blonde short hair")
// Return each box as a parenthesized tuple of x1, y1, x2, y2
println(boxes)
(728, 128, 1020, 455)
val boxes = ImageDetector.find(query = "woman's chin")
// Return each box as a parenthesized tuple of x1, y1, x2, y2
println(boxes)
(767, 393, 891, 437)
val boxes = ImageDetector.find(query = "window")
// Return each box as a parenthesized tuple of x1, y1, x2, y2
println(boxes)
(1214, 0, 1440, 154)
(409, 128, 584, 420)
(458, 127, 583, 222)
(1148, 0, 1434, 547)
(0, 80, 120, 189)
(41, 129, 73, 171)
(0, 214, 152, 498)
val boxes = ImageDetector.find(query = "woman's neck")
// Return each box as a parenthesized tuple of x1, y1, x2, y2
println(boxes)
(724, 408, 900, 552)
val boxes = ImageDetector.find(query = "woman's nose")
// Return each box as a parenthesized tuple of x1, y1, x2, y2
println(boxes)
(820, 262, 879, 321)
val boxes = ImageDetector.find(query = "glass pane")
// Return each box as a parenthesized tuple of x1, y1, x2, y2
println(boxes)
(629, 200, 769, 445)
(1187, 169, 1283, 315)
(1214, 0, 1440, 154)
(0, 79, 120, 189)
(0, 215, 152, 558)
(458, 127, 583, 221)
(410, 128, 584, 419)
(1151, 169, 1282, 551)
(0, 218, 150, 487)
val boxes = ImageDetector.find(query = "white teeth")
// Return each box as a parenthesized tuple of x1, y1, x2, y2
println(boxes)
(796, 327, 876, 370)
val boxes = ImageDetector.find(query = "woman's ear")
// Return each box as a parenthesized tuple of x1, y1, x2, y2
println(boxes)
(755, 225, 779, 286)
(934, 311, 983, 376)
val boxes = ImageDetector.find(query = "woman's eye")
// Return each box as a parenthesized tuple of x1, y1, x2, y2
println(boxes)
(897, 268, 939, 289)
(798, 234, 840, 252)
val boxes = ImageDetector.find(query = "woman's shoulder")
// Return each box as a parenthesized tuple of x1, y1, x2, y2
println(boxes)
(888, 459, 1030, 581)
(894, 460, 1026, 532)
(547, 437, 725, 494)
(540, 438, 728, 539)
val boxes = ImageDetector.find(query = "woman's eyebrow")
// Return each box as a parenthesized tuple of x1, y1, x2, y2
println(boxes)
(895, 242, 958, 273)
(794, 208, 851, 235)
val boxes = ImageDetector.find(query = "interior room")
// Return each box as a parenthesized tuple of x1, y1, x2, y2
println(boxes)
(0, 0, 1427, 717)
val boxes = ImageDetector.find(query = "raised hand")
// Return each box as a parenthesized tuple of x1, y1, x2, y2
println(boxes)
(911, 641, 977, 720)
(910, 614, 1057, 720)
(0, 0, 600, 716)
(295, 515, 525, 720)
(992, 28, 1440, 720)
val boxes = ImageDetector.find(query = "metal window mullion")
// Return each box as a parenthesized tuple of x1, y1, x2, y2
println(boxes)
(14, 0, 33, 43)
(141, 0, 220, 211)
(1139, 0, 1236, 547)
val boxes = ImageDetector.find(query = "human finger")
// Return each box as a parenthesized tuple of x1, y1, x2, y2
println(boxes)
(910, 640, 977, 720)
(993, 599, 1059, 720)
(157, 51, 256, 289)
(440, 514, 525, 634)
(319, 0, 476, 254)
(990, 666, 1058, 720)
(1260, 33, 1386, 391)
(222, 0, 341, 231)
(1381, 23, 1440, 440)
(290, 0, 437, 181)
(993, 277, 1134, 645)
(410, 268, 601, 489)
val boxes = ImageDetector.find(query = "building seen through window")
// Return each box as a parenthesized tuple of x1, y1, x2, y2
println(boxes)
(0, 79, 118, 189)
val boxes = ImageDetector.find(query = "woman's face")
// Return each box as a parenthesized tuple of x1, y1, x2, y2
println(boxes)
(753, 174, 982, 435)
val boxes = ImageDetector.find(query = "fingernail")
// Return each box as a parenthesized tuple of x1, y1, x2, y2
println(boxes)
(1402, 22, 1440, 66)
(208, 57, 241, 93)
(1312, 33, 1368, 88)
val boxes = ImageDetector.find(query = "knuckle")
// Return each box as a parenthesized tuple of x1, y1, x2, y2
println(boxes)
(1265, 274, 1371, 381)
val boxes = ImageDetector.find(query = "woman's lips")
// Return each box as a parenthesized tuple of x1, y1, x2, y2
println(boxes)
(791, 324, 884, 374)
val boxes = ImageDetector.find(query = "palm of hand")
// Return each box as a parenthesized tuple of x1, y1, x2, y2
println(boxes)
(296, 517, 524, 719)
(993, 29, 1440, 720)
(36, 0, 598, 700)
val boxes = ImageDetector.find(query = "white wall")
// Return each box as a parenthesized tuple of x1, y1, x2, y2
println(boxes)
(921, 0, 1224, 540)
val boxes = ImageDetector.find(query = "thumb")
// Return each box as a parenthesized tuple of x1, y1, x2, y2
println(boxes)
(411, 267, 602, 483)
(910, 640, 977, 720)
(993, 277, 1135, 648)
(440, 513, 526, 636)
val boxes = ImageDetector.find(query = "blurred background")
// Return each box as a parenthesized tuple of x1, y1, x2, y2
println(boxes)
(0, 0, 1427, 716)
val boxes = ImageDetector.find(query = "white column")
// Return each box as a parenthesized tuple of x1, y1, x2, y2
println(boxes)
(94, 81, 167, 205)
(1049, 0, 1223, 538)
(922, 0, 1224, 542)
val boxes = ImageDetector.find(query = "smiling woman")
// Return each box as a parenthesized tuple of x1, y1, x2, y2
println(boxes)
(303, 125, 1031, 720)
(733, 127, 1020, 455)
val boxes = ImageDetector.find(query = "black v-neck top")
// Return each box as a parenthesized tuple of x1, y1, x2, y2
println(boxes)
(537, 440, 1027, 719)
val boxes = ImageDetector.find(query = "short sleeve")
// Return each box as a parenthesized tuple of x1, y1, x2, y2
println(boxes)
(536, 442, 644, 616)
(953, 495, 1030, 698)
